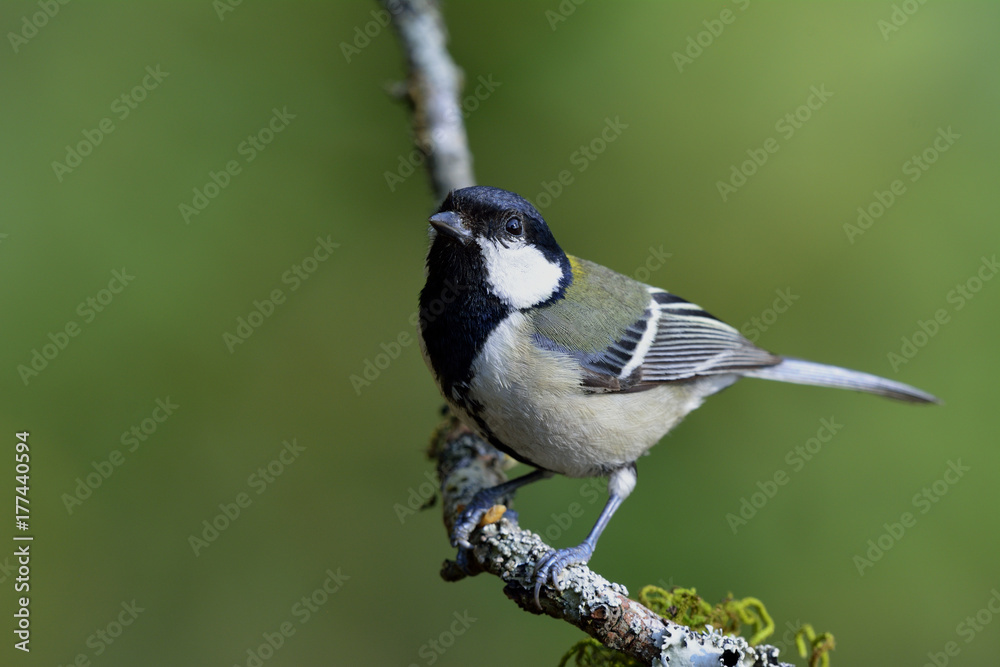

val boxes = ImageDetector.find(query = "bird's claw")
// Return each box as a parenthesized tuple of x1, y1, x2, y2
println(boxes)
(450, 508, 480, 550)
(532, 543, 595, 608)
(450, 495, 514, 549)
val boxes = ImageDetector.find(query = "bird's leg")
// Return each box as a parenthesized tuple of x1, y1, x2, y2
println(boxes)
(532, 464, 636, 608)
(451, 468, 553, 550)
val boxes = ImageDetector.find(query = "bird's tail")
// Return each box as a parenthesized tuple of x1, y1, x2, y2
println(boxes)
(743, 357, 940, 404)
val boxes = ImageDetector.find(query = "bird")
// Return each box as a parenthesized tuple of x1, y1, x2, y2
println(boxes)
(417, 185, 938, 606)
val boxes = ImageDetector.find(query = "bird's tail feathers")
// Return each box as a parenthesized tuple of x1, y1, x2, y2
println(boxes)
(743, 357, 940, 404)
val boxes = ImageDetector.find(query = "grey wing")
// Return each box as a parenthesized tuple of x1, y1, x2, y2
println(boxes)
(541, 289, 781, 392)
(638, 290, 782, 383)
(536, 286, 938, 402)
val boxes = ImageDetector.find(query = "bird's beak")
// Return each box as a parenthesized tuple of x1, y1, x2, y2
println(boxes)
(429, 210, 472, 245)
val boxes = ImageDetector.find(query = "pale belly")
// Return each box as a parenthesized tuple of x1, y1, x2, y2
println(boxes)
(458, 314, 734, 477)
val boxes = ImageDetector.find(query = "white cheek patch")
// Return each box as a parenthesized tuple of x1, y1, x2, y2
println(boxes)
(477, 238, 564, 309)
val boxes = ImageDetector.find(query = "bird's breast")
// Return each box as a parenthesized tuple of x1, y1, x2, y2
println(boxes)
(462, 313, 706, 477)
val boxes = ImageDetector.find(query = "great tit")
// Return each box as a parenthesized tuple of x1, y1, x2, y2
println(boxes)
(418, 185, 937, 605)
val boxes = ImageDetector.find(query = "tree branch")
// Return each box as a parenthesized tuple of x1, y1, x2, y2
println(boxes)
(430, 420, 793, 667)
(384, 2, 796, 664)
(383, 0, 475, 200)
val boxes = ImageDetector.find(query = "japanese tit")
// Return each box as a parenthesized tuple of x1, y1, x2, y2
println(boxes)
(418, 186, 937, 605)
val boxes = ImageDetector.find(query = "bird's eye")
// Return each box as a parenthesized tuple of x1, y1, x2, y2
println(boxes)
(505, 217, 523, 236)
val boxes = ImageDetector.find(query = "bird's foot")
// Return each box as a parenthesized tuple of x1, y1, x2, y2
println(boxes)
(532, 542, 595, 608)
(450, 488, 514, 550)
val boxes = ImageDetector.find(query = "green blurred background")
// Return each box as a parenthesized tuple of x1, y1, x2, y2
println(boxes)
(2, 1, 998, 665)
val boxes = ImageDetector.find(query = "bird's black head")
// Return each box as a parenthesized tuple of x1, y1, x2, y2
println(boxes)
(419, 187, 573, 405)
(426, 186, 571, 310)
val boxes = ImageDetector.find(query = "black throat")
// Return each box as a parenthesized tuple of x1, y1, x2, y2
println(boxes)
(419, 237, 511, 405)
